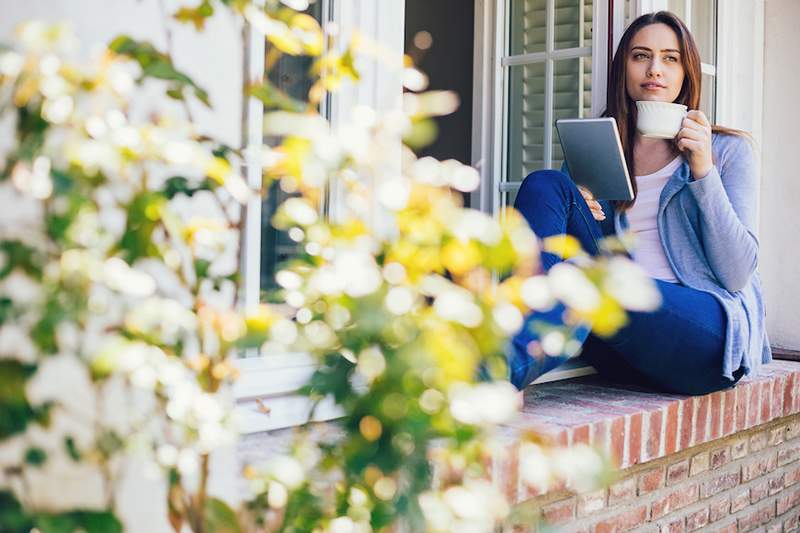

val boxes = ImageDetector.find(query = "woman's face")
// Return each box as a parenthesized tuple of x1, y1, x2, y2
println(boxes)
(625, 23, 685, 103)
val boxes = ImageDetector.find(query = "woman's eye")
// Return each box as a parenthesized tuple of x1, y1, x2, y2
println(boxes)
(633, 53, 648, 59)
(665, 56, 678, 62)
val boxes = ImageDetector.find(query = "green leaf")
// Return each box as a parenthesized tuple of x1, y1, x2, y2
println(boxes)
(203, 497, 240, 533)
(0, 360, 38, 438)
(109, 35, 211, 108)
(64, 436, 81, 461)
(0, 491, 33, 533)
(116, 191, 167, 262)
(163, 176, 213, 199)
(24, 447, 47, 466)
(72, 511, 123, 533)
(248, 82, 307, 113)
(0, 240, 43, 279)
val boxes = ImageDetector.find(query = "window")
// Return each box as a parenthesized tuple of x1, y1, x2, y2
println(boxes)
(666, 0, 718, 120)
(503, 0, 598, 209)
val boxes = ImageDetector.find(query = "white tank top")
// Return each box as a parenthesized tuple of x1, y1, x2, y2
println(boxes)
(626, 155, 683, 283)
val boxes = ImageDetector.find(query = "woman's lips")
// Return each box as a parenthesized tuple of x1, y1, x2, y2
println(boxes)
(642, 83, 666, 90)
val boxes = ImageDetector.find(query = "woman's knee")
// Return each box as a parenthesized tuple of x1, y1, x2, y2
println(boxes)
(515, 169, 574, 208)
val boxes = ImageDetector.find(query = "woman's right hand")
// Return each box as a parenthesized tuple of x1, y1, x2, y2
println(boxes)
(577, 185, 606, 221)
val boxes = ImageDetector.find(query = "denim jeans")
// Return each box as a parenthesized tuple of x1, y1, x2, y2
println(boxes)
(508, 169, 742, 396)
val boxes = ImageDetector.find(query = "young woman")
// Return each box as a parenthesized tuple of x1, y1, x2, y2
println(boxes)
(508, 11, 771, 395)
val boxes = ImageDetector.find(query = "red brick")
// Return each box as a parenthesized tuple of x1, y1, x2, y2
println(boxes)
(710, 391, 723, 440)
(779, 443, 800, 466)
(667, 459, 690, 485)
(680, 398, 694, 451)
(638, 466, 666, 495)
(628, 413, 642, 466)
(785, 465, 800, 487)
(732, 437, 749, 459)
(665, 402, 679, 455)
(541, 497, 575, 525)
(750, 479, 770, 503)
(651, 483, 699, 520)
(772, 375, 786, 421)
(709, 497, 731, 523)
(702, 470, 741, 498)
(711, 447, 732, 470)
(761, 381, 772, 424)
(693, 396, 710, 445)
(737, 384, 749, 430)
(715, 522, 738, 533)
(738, 502, 776, 531)
(767, 523, 783, 533)
(608, 476, 637, 505)
(769, 472, 786, 495)
(786, 373, 799, 416)
(610, 417, 625, 466)
(660, 518, 685, 533)
(685, 506, 710, 532)
(785, 510, 800, 531)
(777, 487, 800, 515)
(723, 389, 736, 436)
(769, 426, 785, 447)
(750, 431, 769, 452)
(731, 487, 750, 513)
(646, 409, 663, 460)
(742, 453, 779, 482)
(573, 424, 591, 445)
(593, 505, 648, 533)
(592, 420, 610, 452)
(690, 451, 710, 476)
(577, 489, 606, 516)
(748, 381, 761, 428)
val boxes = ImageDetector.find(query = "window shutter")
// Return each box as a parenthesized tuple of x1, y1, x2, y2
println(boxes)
(507, 0, 593, 197)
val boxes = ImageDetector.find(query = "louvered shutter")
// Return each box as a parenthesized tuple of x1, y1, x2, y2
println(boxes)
(505, 0, 594, 207)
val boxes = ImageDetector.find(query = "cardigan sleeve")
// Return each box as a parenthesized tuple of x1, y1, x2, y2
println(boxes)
(686, 135, 760, 292)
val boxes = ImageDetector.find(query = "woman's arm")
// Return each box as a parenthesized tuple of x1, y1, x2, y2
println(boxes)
(686, 135, 760, 292)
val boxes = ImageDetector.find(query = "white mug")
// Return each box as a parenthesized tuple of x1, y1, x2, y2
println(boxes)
(635, 101, 688, 139)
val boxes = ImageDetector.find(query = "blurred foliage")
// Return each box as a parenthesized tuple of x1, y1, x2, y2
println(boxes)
(0, 2, 658, 532)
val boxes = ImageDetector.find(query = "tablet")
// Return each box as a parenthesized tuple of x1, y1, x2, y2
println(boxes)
(554, 117, 634, 201)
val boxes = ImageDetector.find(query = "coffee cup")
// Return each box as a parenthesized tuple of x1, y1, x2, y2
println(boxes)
(635, 101, 688, 139)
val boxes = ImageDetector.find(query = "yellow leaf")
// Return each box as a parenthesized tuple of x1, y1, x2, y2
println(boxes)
(543, 234, 585, 259)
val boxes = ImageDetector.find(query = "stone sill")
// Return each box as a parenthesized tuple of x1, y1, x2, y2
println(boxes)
(501, 360, 800, 492)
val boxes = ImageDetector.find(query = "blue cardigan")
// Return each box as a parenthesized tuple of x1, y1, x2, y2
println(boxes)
(600, 133, 771, 379)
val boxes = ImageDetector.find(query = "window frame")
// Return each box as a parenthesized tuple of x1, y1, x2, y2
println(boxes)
(234, 0, 407, 434)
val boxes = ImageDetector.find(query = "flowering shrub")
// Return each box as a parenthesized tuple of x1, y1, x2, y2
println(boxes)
(0, 1, 659, 532)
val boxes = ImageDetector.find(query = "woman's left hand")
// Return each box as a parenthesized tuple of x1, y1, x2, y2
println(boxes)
(676, 110, 714, 180)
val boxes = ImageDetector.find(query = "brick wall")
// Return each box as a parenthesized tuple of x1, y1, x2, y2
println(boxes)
(517, 413, 800, 532)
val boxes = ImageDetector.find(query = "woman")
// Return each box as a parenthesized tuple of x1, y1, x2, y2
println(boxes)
(508, 11, 771, 395)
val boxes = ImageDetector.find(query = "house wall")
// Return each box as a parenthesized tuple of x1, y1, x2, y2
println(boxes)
(0, 0, 244, 148)
(761, 0, 800, 351)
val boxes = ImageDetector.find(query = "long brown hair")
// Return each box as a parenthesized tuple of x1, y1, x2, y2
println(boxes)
(602, 11, 751, 210)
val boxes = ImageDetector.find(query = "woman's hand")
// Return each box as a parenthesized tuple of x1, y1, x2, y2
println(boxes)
(578, 185, 605, 221)
(676, 110, 713, 180)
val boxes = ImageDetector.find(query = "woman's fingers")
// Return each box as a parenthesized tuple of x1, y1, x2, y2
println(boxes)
(577, 186, 605, 220)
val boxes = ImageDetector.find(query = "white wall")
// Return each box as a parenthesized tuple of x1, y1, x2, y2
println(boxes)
(761, 0, 800, 350)
(0, 0, 243, 148)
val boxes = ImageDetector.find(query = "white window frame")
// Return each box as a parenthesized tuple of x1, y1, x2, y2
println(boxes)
(234, 0, 406, 434)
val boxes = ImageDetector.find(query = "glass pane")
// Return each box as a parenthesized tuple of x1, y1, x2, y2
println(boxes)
(691, 0, 717, 65)
(554, 0, 592, 50)
(625, 0, 635, 28)
(510, 0, 546, 55)
(700, 72, 716, 122)
(667, 0, 688, 24)
(551, 58, 582, 171)
(261, 1, 323, 291)
(507, 62, 546, 188)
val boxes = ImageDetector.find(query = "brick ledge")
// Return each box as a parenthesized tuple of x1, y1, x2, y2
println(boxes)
(506, 360, 800, 471)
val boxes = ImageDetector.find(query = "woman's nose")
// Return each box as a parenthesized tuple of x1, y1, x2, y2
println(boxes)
(647, 59, 663, 77)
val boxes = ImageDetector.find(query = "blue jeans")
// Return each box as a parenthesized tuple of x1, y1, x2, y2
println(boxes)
(508, 169, 742, 396)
